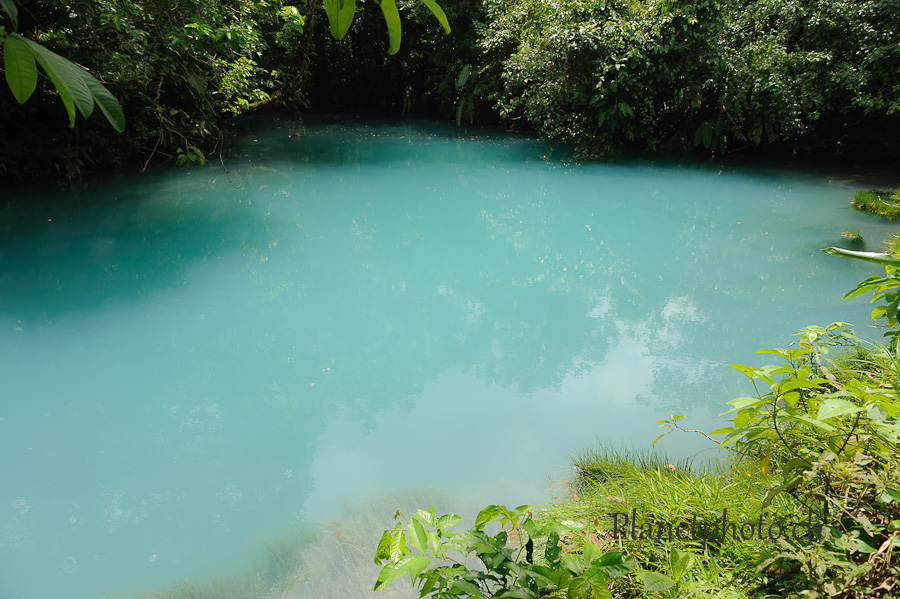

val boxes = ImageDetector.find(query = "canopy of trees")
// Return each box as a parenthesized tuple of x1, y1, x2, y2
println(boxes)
(1, 0, 898, 181)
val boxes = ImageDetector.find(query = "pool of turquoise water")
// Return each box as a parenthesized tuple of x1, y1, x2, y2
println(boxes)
(0, 116, 894, 598)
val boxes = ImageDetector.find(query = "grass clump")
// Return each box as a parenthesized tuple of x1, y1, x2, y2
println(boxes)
(850, 188, 900, 218)
(840, 230, 865, 248)
(541, 447, 799, 598)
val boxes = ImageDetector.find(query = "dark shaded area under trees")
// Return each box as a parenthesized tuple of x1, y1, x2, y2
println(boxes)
(1, 0, 899, 183)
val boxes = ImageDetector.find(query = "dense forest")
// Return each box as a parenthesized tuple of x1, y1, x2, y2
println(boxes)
(1, 0, 899, 182)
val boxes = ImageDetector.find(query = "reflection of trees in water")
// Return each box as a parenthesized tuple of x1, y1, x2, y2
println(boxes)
(0, 168, 272, 322)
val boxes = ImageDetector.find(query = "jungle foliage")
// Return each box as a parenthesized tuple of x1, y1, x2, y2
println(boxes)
(1, 0, 899, 181)
(478, 0, 900, 159)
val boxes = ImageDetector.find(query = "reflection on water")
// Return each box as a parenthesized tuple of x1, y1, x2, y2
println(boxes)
(0, 116, 892, 599)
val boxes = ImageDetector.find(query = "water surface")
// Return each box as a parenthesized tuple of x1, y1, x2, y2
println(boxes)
(0, 116, 893, 599)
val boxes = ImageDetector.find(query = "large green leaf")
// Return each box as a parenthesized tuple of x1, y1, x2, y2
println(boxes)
(373, 555, 411, 591)
(436, 513, 461, 529)
(420, 0, 450, 33)
(375, 0, 401, 54)
(322, 0, 356, 39)
(0, 0, 17, 28)
(81, 68, 125, 132)
(823, 247, 900, 269)
(816, 397, 864, 421)
(407, 554, 430, 583)
(3, 34, 36, 104)
(842, 275, 898, 299)
(642, 571, 675, 592)
(20, 35, 93, 124)
(408, 518, 427, 553)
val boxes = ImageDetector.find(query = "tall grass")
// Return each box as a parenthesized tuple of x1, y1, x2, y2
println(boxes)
(539, 445, 803, 598)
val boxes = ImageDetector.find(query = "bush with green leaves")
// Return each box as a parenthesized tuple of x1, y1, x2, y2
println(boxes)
(657, 315, 900, 597)
(374, 504, 636, 598)
(476, 0, 900, 159)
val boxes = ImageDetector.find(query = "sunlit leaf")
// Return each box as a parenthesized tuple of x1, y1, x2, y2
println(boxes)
(823, 247, 900, 269)
(322, 0, 356, 39)
(407, 554, 430, 583)
(421, 0, 451, 33)
(408, 518, 427, 554)
(816, 397, 864, 421)
(436, 514, 461, 529)
(374, 556, 411, 591)
(642, 571, 675, 592)
(375, 0, 401, 54)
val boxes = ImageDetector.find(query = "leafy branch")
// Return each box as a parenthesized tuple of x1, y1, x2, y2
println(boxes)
(1, 0, 125, 131)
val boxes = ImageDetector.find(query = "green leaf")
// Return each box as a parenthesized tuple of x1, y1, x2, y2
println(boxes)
(374, 523, 402, 564)
(389, 521, 408, 560)
(374, 555, 411, 591)
(642, 571, 675, 592)
(407, 554, 430, 583)
(375, 0, 401, 54)
(19, 35, 93, 125)
(545, 531, 562, 568)
(322, 0, 356, 39)
(592, 551, 632, 577)
(784, 413, 836, 432)
(81, 69, 125, 132)
(408, 518, 427, 554)
(816, 397, 864, 421)
(451, 579, 481, 595)
(3, 34, 36, 104)
(847, 277, 898, 299)
(730, 363, 759, 380)
(437, 513, 461, 529)
(456, 64, 472, 89)
(578, 567, 614, 599)
(670, 548, 692, 581)
(474, 505, 503, 529)
(823, 247, 900, 269)
(420, 0, 451, 33)
(567, 576, 594, 599)
(778, 377, 827, 393)
(725, 396, 768, 412)
(537, 519, 580, 536)
(415, 506, 437, 528)
(1, 0, 17, 28)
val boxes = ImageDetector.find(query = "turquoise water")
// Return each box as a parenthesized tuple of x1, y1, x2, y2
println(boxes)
(0, 116, 894, 598)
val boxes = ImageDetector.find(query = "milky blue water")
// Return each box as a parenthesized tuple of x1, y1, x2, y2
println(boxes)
(0, 116, 894, 599)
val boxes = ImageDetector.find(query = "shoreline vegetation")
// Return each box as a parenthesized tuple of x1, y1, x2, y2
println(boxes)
(851, 188, 900, 220)
(2, 0, 900, 182)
